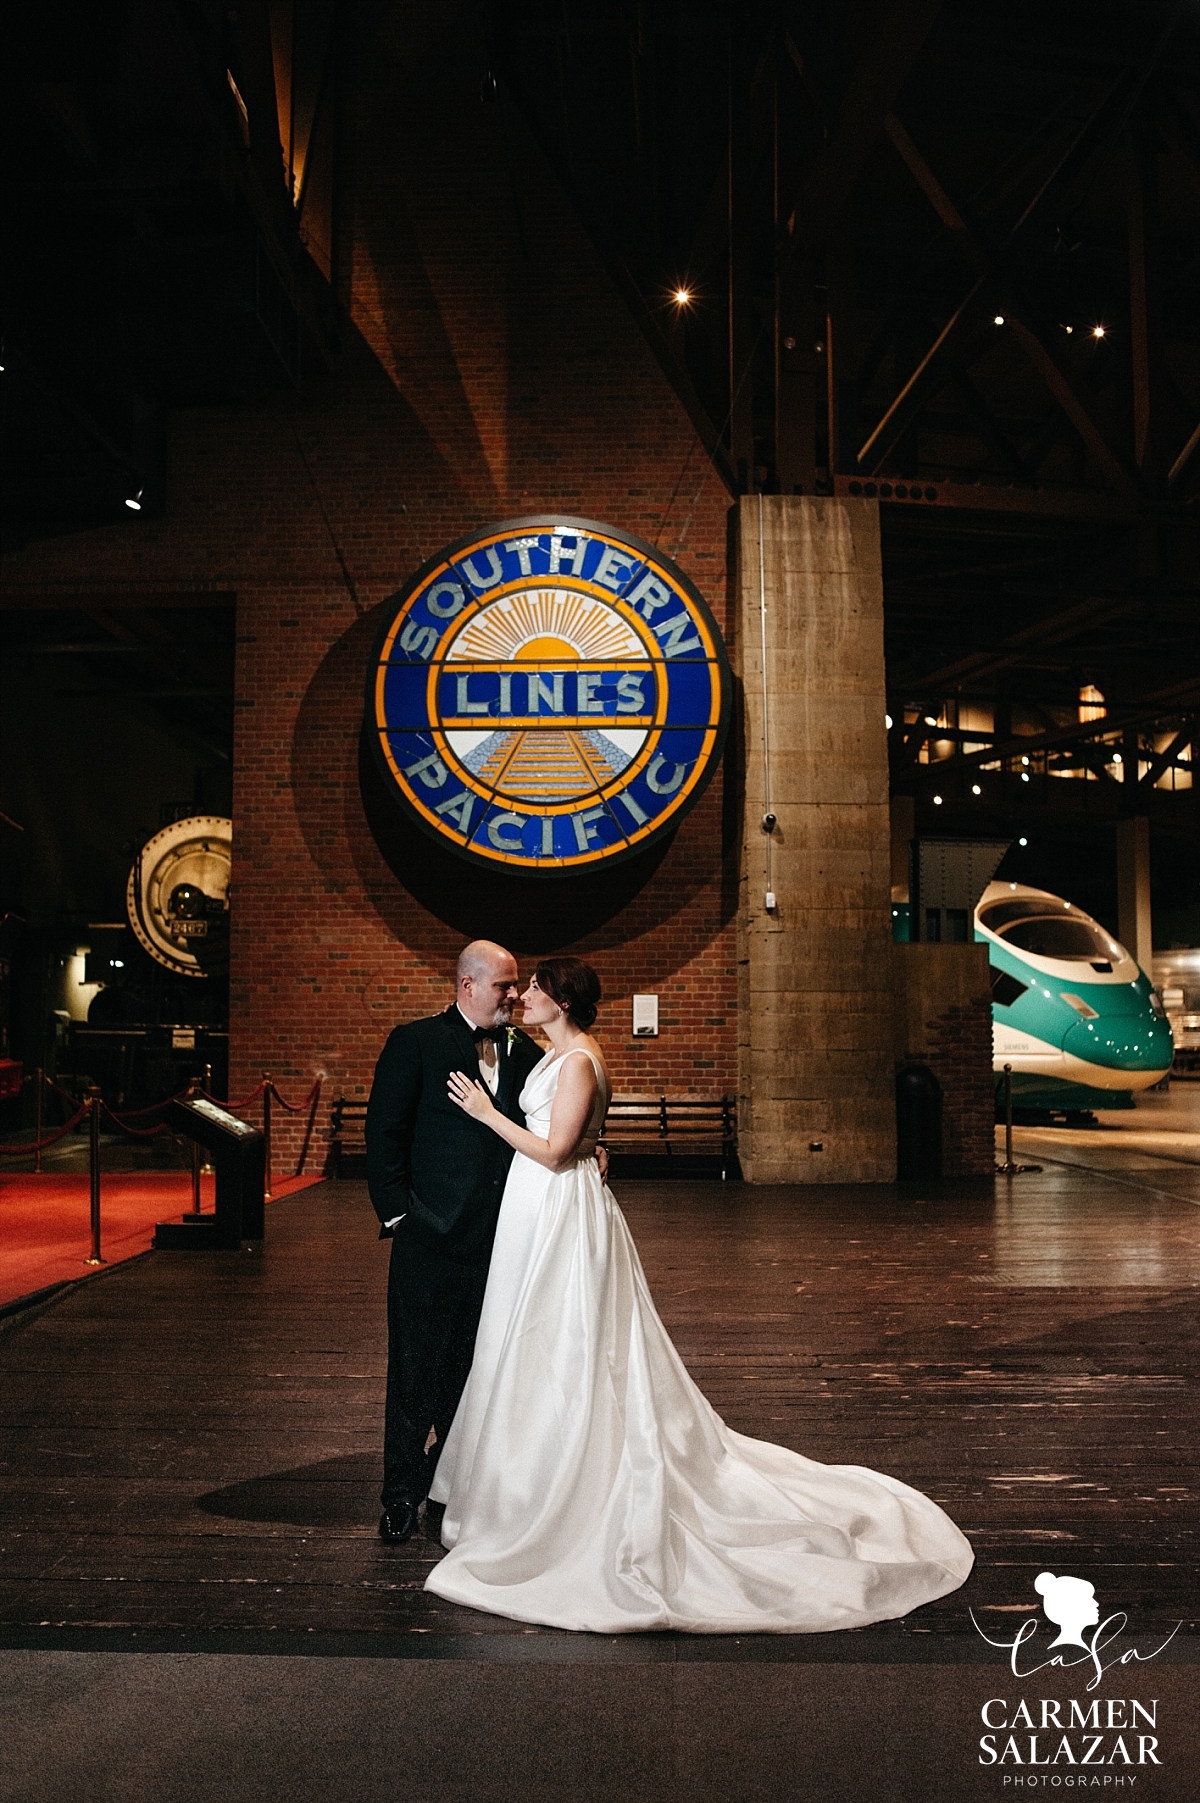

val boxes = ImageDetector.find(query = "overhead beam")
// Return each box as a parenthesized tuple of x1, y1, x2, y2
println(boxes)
(863, 11, 1189, 490)
(883, 112, 979, 257)
(1167, 416, 1200, 489)
(1126, 130, 1157, 474)
(832, 475, 1142, 521)
(866, 109, 1142, 495)
(786, 0, 944, 251)
(907, 688, 1200, 778)
(1138, 726, 1193, 788)
(727, 45, 760, 487)
(682, 39, 774, 289)
(1062, 743, 1125, 785)
(948, 364, 1038, 487)
(1004, 316, 1141, 500)
(496, 66, 736, 496)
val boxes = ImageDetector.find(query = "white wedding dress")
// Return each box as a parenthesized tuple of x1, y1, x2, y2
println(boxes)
(425, 1047, 973, 1633)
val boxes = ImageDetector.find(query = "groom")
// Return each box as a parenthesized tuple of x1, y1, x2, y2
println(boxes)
(366, 940, 544, 1543)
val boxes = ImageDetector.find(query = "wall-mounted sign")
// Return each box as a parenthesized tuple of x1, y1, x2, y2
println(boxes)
(367, 516, 730, 874)
(632, 994, 660, 1037)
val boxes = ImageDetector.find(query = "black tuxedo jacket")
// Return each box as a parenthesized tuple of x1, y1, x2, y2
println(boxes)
(365, 1008, 544, 1264)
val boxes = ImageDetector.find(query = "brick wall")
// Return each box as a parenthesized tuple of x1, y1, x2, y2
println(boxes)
(2, 17, 738, 1167)
(892, 943, 995, 1177)
(924, 1000, 996, 1176)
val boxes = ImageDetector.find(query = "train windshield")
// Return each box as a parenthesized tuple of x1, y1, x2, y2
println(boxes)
(979, 898, 1123, 963)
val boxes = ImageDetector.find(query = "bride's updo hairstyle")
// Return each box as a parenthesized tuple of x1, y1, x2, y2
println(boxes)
(535, 957, 601, 1031)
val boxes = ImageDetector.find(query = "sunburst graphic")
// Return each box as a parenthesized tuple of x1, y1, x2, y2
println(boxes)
(446, 588, 643, 662)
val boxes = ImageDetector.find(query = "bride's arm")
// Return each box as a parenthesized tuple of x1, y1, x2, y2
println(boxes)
(447, 1055, 596, 1173)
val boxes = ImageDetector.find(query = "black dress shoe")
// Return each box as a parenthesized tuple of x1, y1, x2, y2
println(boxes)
(379, 1503, 420, 1544)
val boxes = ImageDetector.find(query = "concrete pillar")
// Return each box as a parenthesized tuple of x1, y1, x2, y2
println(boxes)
(1116, 815, 1153, 972)
(735, 495, 896, 1182)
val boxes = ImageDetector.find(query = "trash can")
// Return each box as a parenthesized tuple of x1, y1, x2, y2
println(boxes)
(895, 1061, 943, 1181)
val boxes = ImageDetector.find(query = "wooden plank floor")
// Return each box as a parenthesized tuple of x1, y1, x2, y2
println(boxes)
(1, 1160, 1197, 1648)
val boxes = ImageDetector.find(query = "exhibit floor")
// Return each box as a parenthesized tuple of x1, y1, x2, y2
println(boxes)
(1, 1122, 1197, 1801)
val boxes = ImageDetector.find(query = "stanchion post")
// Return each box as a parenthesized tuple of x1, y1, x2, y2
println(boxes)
(263, 1073, 273, 1199)
(34, 1066, 44, 1175)
(186, 1079, 201, 1215)
(199, 1064, 215, 1177)
(995, 1061, 1042, 1176)
(85, 1085, 105, 1264)
(295, 1078, 321, 1178)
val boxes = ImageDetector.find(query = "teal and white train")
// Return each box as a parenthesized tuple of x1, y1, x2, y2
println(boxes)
(976, 881, 1174, 1114)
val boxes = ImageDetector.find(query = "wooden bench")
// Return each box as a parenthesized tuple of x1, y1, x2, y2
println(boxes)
(329, 1092, 742, 1181)
(327, 1096, 368, 1178)
(600, 1094, 739, 1180)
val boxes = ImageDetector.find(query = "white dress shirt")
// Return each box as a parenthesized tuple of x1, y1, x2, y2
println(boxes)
(461, 1003, 502, 1095)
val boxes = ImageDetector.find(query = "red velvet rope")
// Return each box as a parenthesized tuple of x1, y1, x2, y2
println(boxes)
(6, 1077, 322, 1159)
(102, 1089, 190, 1120)
(45, 1075, 88, 1108)
(98, 1103, 170, 1139)
(198, 1082, 266, 1112)
(0, 1105, 89, 1155)
(266, 1078, 323, 1114)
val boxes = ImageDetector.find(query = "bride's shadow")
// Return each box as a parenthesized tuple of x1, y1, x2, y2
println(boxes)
(194, 1454, 380, 1526)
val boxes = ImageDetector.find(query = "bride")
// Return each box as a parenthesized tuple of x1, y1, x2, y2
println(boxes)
(425, 956, 972, 1634)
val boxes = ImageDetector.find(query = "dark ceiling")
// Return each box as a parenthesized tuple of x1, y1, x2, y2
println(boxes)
(495, 0, 1200, 851)
(3, 1, 1199, 858)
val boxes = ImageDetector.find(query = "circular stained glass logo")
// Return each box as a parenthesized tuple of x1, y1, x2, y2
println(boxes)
(367, 516, 731, 874)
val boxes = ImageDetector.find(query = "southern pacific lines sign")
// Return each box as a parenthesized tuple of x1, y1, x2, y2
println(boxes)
(367, 517, 730, 874)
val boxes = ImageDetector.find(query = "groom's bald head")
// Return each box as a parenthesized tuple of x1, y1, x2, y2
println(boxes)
(456, 940, 520, 1028)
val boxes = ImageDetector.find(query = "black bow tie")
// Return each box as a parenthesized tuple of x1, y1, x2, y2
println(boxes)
(473, 1026, 508, 1045)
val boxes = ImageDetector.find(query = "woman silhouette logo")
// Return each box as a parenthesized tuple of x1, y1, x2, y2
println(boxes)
(1034, 1572, 1101, 1648)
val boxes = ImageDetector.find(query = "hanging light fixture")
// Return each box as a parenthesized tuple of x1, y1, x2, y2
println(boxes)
(1078, 683, 1106, 722)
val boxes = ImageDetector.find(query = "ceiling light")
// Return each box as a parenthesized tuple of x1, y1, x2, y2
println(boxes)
(125, 490, 143, 511)
(932, 794, 943, 806)
(1021, 772, 1030, 782)
(1018, 837, 1028, 847)
(972, 783, 981, 795)
(993, 314, 1005, 326)
(1091, 324, 1106, 340)
(923, 714, 938, 727)
(674, 288, 692, 307)
(1021, 756, 1030, 766)
(885, 714, 893, 729)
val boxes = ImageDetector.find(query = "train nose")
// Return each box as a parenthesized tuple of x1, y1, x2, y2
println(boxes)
(1063, 1015, 1174, 1074)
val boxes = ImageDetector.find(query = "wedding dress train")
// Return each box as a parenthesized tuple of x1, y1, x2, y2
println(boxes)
(425, 1048, 972, 1634)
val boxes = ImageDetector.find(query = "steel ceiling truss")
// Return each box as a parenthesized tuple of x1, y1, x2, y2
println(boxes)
(499, 2, 1200, 514)
(494, 3, 1200, 835)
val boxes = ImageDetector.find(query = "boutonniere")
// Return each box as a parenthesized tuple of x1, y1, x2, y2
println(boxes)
(504, 1026, 518, 1053)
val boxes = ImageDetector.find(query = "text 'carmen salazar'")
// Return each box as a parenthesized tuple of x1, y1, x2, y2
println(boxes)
(980, 1697, 1160, 1768)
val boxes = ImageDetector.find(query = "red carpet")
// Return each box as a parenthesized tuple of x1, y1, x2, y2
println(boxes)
(0, 1174, 324, 1308)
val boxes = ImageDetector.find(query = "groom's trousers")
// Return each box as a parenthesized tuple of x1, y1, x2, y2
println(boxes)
(383, 1227, 490, 1509)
